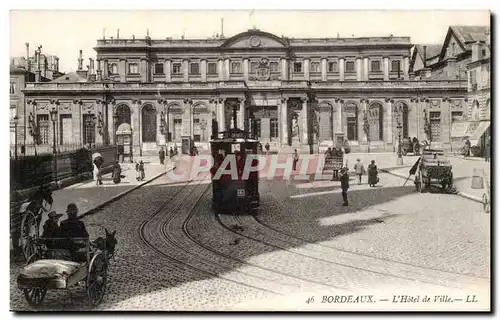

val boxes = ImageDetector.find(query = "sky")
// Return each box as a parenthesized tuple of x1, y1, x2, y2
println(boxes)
(10, 10, 490, 73)
(9, 10, 490, 73)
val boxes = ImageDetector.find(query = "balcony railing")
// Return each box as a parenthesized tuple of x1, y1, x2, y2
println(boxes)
(23, 79, 468, 93)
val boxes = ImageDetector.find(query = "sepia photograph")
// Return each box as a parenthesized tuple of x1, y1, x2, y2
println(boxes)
(8, 8, 491, 312)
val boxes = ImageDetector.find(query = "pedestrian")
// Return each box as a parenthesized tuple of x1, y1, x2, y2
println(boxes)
(112, 161, 122, 184)
(485, 136, 490, 162)
(353, 158, 365, 185)
(174, 145, 178, 156)
(138, 160, 145, 181)
(59, 204, 89, 238)
(265, 142, 270, 155)
(169, 146, 174, 159)
(464, 139, 471, 158)
(42, 211, 63, 249)
(340, 167, 349, 206)
(93, 162, 102, 186)
(159, 147, 166, 165)
(325, 147, 332, 157)
(293, 149, 299, 171)
(368, 160, 379, 187)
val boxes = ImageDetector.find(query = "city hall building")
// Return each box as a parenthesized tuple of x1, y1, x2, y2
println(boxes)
(21, 29, 468, 156)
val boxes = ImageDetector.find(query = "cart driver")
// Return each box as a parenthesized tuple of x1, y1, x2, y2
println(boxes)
(59, 204, 89, 261)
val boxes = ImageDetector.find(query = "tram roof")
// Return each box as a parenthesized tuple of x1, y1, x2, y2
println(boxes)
(210, 129, 260, 143)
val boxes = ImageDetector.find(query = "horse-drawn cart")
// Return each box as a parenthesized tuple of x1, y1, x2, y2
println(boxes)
(414, 148, 453, 192)
(16, 225, 117, 308)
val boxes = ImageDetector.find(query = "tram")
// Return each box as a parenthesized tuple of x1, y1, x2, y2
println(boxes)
(210, 128, 260, 214)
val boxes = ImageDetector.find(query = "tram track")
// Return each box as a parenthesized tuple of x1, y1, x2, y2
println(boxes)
(138, 173, 286, 296)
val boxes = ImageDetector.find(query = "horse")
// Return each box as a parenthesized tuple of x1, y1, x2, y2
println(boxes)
(92, 228, 118, 260)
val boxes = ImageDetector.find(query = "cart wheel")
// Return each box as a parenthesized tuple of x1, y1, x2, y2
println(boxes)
(418, 171, 425, 193)
(482, 193, 490, 213)
(23, 288, 47, 307)
(87, 252, 108, 307)
(20, 210, 39, 262)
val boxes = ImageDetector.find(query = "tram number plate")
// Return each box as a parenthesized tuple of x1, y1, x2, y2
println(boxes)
(237, 189, 246, 197)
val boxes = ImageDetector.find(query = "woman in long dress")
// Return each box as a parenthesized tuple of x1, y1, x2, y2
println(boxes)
(368, 160, 379, 187)
(112, 161, 122, 184)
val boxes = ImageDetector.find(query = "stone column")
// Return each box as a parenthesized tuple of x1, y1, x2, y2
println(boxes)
(383, 57, 389, 81)
(183, 59, 189, 82)
(132, 100, 141, 156)
(71, 100, 82, 144)
(333, 99, 341, 137)
(218, 99, 226, 131)
(303, 58, 310, 80)
(243, 58, 249, 81)
(339, 58, 345, 81)
(363, 57, 369, 81)
(403, 56, 410, 80)
(356, 58, 362, 81)
(238, 97, 245, 130)
(140, 59, 148, 82)
(280, 58, 288, 80)
(200, 59, 207, 82)
(409, 98, 418, 138)
(164, 59, 171, 82)
(217, 59, 224, 80)
(224, 58, 230, 81)
(321, 58, 327, 81)
(103, 60, 109, 79)
(119, 59, 126, 82)
(301, 97, 309, 144)
(156, 100, 164, 146)
(441, 98, 451, 146)
(281, 97, 288, 144)
(360, 99, 368, 142)
(107, 101, 115, 145)
(385, 98, 393, 146)
(182, 98, 192, 139)
(96, 59, 102, 81)
(95, 101, 104, 145)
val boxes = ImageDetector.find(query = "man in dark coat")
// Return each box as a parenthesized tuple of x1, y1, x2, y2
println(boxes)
(159, 147, 166, 165)
(59, 203, 89, 238)
(42, 211, 63, 249)
(112, 161, 122, 184)
(340, 167, 350, 206)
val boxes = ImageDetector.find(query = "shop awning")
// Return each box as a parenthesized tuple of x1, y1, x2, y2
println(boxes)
(469, 121, 490, 145)
(450, 121, 470, 138)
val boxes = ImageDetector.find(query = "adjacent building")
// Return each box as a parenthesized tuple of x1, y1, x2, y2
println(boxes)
(21, 28, 469, 157)
(409, 25, 490, 152)
(10, 44, 63, 155)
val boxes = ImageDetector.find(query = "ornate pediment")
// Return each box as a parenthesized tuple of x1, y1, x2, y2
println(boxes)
(220, 30, 289, 49)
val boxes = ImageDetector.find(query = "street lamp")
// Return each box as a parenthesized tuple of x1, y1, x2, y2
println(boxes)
(393, 104, 404, 165)
(13, 115, 19, 160)
(363, 110, 370, 153)
(49, 106, 58, 183)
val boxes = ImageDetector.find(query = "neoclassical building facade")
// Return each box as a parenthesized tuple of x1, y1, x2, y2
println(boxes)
(21, 29, 467, 155)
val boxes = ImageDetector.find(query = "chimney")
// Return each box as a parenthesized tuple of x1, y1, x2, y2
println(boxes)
(472, 41, 481, 61)
(55, 57, 59, 72)
(43, 55, 47, 78)
(422, 45, 427, 67)
(117, 29, 120, 39)
(78, 50, 83, 70)
(35, 48, 42, 82)
(76, 50, 88, 79)
(25, 43, 30, 72)
(89, 58, 95, 74)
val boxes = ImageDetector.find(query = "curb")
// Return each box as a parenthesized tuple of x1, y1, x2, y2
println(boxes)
(379, 168, 483, 204)
(78, 166, 175, 219)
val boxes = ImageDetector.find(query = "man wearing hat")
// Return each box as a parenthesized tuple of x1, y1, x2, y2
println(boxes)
(42, 211, 63, 239)
(59, 203, 89, 238)
(340, 167, 350, 206)
(353, 158, 365, 185)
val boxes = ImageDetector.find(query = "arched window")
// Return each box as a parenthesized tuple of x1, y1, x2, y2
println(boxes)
(142, 105, 157, 142)
(368, 103, 383, 141)
(319, 102, 333, 140)
(115, 104, 131, 128)
(344, 102, 358, 141)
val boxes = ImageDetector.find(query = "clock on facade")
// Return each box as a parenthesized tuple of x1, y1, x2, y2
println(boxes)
(249, 36, 261, 47)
